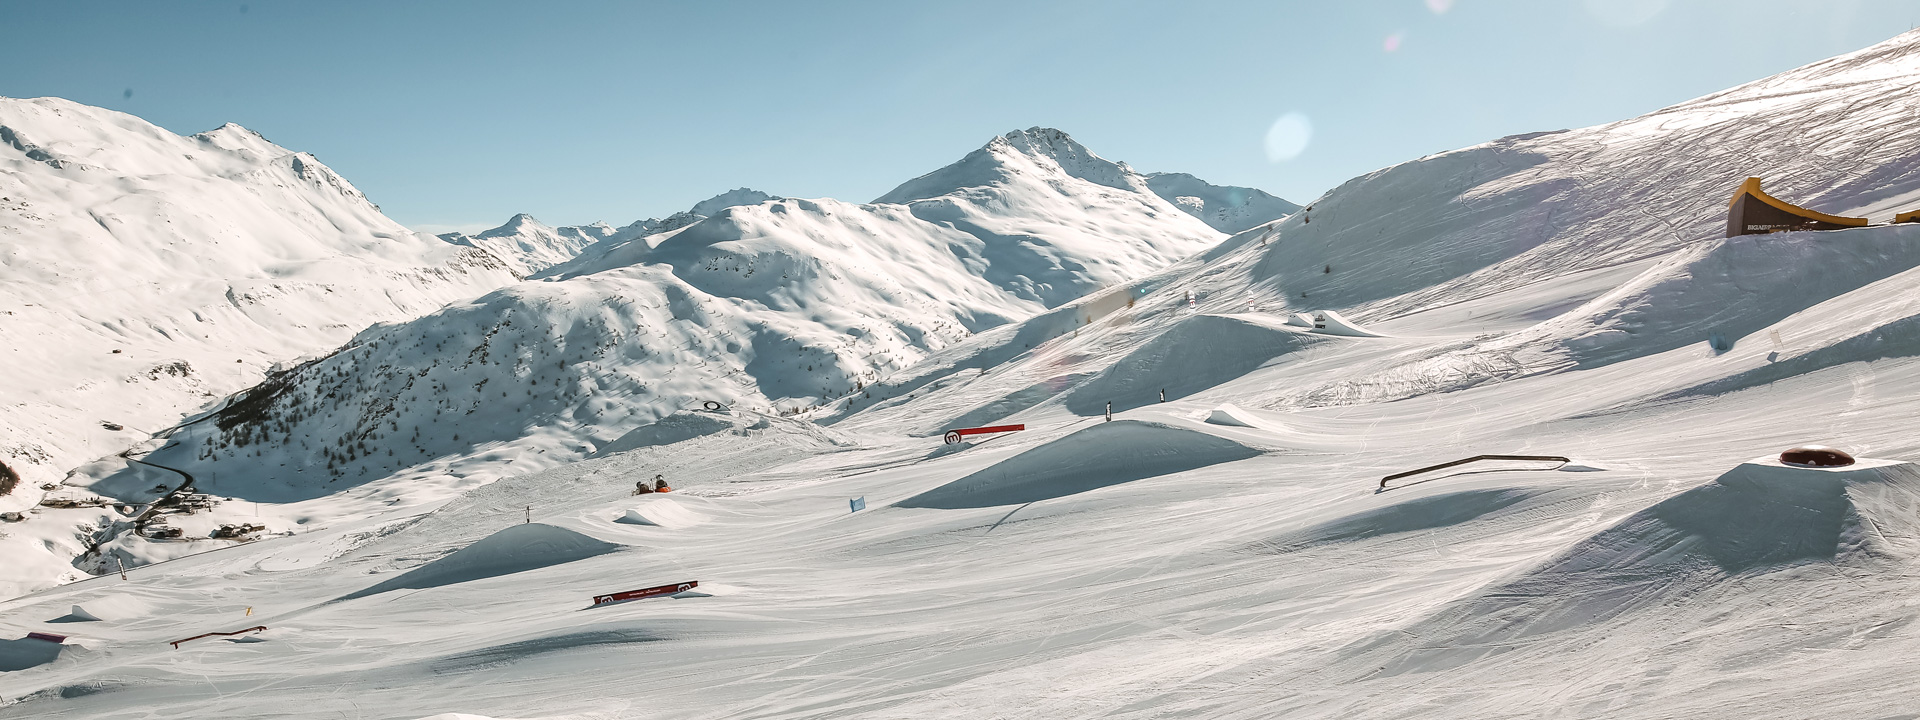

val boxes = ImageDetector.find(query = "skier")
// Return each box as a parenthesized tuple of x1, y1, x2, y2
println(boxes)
(1105, 401, 1112, 422)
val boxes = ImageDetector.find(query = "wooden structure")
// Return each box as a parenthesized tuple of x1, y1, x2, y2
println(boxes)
(1726, 177, 1868, 237)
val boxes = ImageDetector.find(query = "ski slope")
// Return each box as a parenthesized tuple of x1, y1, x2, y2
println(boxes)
(12, 29, 1920, 720)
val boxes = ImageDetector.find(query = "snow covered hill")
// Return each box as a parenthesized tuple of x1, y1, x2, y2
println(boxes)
(437, 215, 613, 277)
(30, 28, 1920, 720)
(0, 97, 520, 498)
(539, 187, 782, 279)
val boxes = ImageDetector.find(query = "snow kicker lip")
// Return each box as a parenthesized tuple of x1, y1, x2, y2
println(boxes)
(895, 420, 1263, 509)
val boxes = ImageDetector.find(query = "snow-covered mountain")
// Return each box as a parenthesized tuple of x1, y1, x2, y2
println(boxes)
(12, 28, 1920, 720)
(0, 126, 1249, 598)
(0, 97, 518, 497)
(1144, 171, 1300, 233)
(123, 128, 1226, 507)
(437, 214, 613, 277)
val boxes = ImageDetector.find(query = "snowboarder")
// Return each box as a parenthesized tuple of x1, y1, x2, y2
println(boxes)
(633, 479, 653, 495)
(1105, 401, 1112, 422)
(654, 475, 672, 493)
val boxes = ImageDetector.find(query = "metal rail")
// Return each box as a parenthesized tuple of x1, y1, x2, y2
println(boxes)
(1378, 455, 1570, 489)
(169, 626, 266, 649)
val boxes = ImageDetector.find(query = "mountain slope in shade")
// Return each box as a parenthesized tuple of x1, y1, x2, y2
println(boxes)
(438, 214, 614, 276)
(1144, 171, 1300, 233)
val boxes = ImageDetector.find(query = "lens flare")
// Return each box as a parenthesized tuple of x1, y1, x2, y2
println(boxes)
(1264, 113, 1313, 163)
(1425, 0, 1453, 13)
(1383, 32, 1404, 52)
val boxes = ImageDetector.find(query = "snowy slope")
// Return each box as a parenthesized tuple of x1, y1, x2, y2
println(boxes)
(438, 214, 613, 277)
(0, 97, 524, 597)
(20, 30, 1920, 719)
(1144, 171, 1300, 233)
(0, 127, 1230, 598)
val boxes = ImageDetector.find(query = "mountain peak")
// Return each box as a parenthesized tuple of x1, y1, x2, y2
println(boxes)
(993, 127, 1102, 165)
(875, 127, 1141, 204)
(689, 188, 780, 217)
(478, 213, 550, 238)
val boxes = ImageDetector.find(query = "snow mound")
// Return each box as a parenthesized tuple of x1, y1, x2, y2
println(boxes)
(340, 523, 622, 600)
(0, 636, 65, 672)
(1066, 314, 1325, 414)
(1256, 488, 1551, 553)
(1204, 403, 1273, 429)
(1307, 310, 1385, 338)
(1353, 457, 1920, 675)
(897, 420, 1263, 509)
(597, 411, 741, 455)
(614, 497, 704, 529)
(428, 629, 670, 675)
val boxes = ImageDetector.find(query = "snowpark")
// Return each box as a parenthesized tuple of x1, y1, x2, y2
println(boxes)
(11, 24, 1920, 720)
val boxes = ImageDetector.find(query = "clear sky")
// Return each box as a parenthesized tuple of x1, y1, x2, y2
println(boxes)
(4, 1, 1918, 233)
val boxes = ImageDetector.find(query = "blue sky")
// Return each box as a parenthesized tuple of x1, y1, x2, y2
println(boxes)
(5, 1, 1917, 232)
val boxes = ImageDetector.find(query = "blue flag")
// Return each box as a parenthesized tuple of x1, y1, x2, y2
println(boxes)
(850, 496, 866, 513)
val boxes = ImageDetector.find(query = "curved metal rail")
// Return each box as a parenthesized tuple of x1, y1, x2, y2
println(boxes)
(1378, 455, 1569, 490)
(169, 626, 266, 649)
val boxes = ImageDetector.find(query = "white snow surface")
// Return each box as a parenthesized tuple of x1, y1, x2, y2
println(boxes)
(15, 31, 1920, 719)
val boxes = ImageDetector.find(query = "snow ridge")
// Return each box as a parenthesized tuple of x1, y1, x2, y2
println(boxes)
(439, 214, 614, 277)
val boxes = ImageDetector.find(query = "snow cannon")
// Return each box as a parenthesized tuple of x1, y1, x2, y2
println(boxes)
(1780, 445, 1855, 468)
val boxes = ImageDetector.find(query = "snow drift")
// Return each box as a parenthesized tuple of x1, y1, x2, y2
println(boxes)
(897, 420, 1263, 509)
